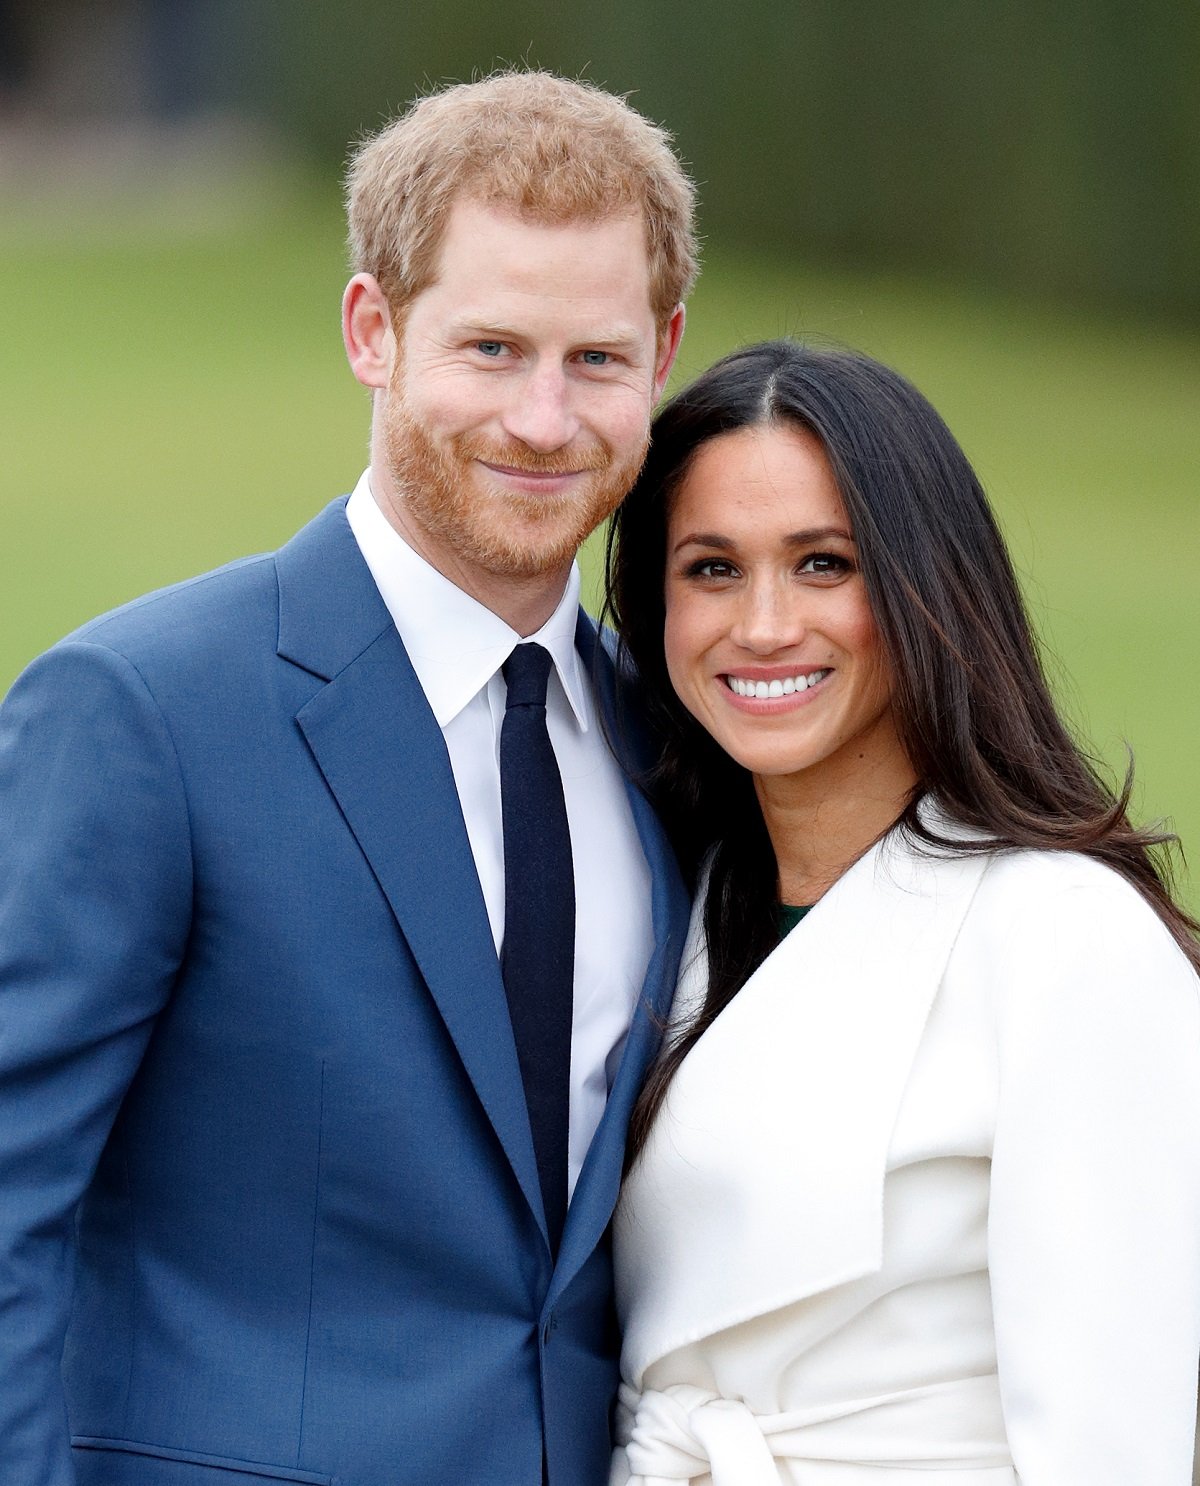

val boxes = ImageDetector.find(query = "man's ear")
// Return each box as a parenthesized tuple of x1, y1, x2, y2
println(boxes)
(652, 304, 687, 402)
(342, 274, 396, 389)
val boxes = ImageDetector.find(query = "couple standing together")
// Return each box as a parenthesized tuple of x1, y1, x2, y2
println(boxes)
(1, 70, 1198, 1486)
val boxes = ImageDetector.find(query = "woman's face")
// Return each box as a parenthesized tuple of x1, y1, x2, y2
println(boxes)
(663, 422, 909, 792)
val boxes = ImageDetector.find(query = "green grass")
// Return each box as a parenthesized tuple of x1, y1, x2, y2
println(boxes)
(4, 192, 1198, 907)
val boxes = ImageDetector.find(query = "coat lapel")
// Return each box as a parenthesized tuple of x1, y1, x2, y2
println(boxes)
(616, 827, 989, 1384)
(549, 619, 691, 1301)
(275, 501, 543, 1229)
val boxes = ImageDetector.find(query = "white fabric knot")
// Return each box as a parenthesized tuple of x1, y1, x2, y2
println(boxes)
(614, 1381, 780, 1486)
(611, 1374, 1014, 1483)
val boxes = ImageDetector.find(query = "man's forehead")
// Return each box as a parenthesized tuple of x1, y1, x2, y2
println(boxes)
(414, 198, 656, 325)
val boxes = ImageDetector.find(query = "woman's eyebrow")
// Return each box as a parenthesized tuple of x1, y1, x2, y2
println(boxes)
(671, 531, 735, 555)
(671, 525, 852, 556)
(782, 526, 853, 546)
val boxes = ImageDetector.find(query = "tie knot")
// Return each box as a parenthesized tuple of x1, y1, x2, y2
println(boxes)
(503, 643, 553, 709)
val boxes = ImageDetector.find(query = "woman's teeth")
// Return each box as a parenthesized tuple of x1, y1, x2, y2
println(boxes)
(726, 670, 831, 699)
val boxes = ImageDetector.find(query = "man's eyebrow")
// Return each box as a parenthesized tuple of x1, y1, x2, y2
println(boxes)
(446, 317, 648, 349)
(671, 526, 853, 555)
(447, 319, 520, 337)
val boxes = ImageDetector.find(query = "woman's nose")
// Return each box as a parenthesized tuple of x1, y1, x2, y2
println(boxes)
(730, 582, 805, 655)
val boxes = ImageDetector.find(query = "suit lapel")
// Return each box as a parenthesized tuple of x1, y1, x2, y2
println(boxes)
(617, 828, 990, 1383)
(550, 620, 691, 1301)
(275, 523, 690, 1266)
(275, 501, 543, 1229)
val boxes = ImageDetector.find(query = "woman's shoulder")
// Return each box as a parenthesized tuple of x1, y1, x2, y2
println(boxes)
(976, 842, 1139, 895)
(973, 845, 1171, 936)
(890, 810, 1176, 957)
(955, 845, 1200, 1034)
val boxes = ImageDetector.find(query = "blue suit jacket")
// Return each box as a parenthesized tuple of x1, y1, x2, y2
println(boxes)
(0, 499, 689, 1486)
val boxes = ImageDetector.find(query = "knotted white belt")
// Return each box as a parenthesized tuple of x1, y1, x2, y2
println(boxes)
(612, 1374, 1012, 1485)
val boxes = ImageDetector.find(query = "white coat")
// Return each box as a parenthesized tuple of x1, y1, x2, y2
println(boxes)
(612, 824, 1200, 1484)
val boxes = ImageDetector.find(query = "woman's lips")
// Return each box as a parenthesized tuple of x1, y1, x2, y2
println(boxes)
(723, 667, 832, 701)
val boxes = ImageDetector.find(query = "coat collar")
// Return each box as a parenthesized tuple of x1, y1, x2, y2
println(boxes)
(275, 497, 394, 681)
(344, 473, 593, 732)
(615, 821, 989, 1384)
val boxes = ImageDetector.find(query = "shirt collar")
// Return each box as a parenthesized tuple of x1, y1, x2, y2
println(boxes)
(344, 471, 591, 732)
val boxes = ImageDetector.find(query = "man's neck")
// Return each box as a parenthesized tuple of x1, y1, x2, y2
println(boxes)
(368, 472, 574, 636)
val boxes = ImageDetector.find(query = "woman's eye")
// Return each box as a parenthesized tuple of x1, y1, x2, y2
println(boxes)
(685, 558, 739, 580)
(799, 552, 850, 576)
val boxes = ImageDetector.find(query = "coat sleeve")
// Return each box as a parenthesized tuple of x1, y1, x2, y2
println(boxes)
(986, 868, 1200, 1484)
(0, 640, 192, 1485)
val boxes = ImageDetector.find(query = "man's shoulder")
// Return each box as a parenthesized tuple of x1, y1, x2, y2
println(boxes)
(54, 550, 281, 687)
(70, 552, 275, 650)
(576, 612, 639, 686)
(576, 615, 668, 786)
(58, 498, 354, 672)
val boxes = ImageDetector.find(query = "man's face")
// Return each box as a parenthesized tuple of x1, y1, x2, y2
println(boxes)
(375, 196, 680, 594)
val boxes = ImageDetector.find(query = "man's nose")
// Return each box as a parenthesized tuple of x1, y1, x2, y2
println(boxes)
(500, 365, 581, 453)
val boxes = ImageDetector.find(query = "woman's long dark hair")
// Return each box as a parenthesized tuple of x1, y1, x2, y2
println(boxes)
(605, 340, 1200, 1162)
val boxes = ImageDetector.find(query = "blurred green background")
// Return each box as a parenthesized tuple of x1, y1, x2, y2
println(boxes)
(2, 2, 1197, 907)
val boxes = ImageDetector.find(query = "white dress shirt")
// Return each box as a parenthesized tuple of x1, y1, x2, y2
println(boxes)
(346, 472, 654, 1196)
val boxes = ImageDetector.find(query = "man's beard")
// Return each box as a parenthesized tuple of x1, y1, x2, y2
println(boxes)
(380, 394, 649, 581)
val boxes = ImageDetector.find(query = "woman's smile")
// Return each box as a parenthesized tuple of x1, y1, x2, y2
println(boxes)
(721, 666, 833, 704)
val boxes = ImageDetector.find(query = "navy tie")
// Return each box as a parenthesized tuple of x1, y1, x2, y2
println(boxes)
(499, 643, 574, 1254)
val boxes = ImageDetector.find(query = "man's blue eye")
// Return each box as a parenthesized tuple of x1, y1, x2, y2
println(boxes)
(477, 341, 505, 357)
(581, 350, 610, 366)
